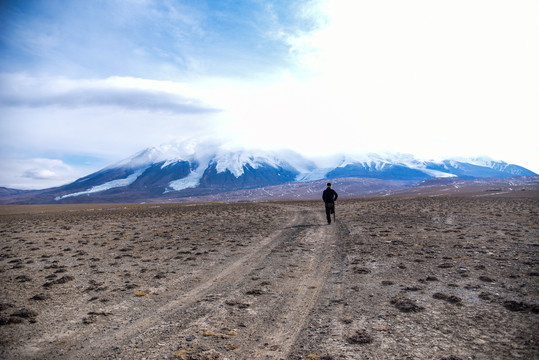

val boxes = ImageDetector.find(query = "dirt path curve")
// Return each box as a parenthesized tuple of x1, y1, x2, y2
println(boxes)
(33, 205, 348, 359)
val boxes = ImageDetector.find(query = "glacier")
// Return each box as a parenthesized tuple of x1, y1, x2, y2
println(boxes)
(168, 169, 205, 191)
(54, 168, 147, 200)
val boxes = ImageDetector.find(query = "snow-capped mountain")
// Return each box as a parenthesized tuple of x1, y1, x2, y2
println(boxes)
(51, 141, 318, 202)
(314, 153, 535, 181)
(1, 141, 536, 204)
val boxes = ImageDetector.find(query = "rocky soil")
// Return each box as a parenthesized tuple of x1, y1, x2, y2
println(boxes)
(0, 196, 537, 359)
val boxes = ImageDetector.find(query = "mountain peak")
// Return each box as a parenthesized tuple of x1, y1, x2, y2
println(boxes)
(3, 140, 536, 204)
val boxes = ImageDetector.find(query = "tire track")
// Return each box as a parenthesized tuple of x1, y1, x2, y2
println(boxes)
(117, 206, 340, 360)
(285, 216, 352, 359)
(38, 208, 307, 359)
(254, 211, 339, 359)
(192, 207, 339, 359)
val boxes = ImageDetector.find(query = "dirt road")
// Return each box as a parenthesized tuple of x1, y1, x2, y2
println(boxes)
(1, 198, 538, 359)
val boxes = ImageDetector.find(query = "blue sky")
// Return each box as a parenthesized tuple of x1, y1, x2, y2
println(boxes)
(0, 0, 305, 79)
(1, 0, 538, 189)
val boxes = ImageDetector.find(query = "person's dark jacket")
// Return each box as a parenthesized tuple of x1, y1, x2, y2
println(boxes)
(322, 188, 338, 203)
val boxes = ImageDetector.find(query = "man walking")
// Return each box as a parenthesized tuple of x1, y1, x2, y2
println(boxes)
(322, 182, 338, 224)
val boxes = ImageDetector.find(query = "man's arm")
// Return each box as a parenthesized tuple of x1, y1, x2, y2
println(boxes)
(333, 190, 338, 201)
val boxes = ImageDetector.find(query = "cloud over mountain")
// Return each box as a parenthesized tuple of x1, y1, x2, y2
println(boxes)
(0, 74, 219, 114)
(1, 140, 535, 204)
(0, 1, 537, 191)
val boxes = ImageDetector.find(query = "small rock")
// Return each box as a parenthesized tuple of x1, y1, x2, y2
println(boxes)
(432, 293, 462, 305)
(347, 330, 373, 344)
(29, 294, 48, 301)
(11, 308, 39, 318)
(0, 317, 23, 325)
(390, 296, 424, 313)
(16, 275, 32, 282)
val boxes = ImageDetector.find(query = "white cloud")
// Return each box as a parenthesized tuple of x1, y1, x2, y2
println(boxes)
(23, 168, 57, 180)
(0, 74, 218, 114)
(199, 0, 539, 172)
(0, 73, 223, 152)
(0, 74, 227, 188)
(0, 158, 84, 190)
(0, 0, 538, 190)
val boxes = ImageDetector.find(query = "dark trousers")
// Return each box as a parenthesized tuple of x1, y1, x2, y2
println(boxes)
(325, 202, 335, 223)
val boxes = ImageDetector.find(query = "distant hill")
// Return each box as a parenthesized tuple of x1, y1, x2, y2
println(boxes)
(0, 141, 536, 204)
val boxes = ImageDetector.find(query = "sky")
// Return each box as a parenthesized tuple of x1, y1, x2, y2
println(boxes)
(0, 0, 538, 189)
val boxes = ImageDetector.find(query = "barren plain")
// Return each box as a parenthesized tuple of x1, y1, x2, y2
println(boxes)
(1, 196, 538, 359)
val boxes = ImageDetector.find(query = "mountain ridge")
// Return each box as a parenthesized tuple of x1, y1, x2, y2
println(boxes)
(1, 141, 536, 204)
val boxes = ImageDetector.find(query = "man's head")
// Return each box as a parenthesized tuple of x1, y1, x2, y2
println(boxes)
(327, 183, 332, 188)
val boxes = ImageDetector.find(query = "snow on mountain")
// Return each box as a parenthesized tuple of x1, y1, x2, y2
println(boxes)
(421, 158, 536, 179)
(32, 140, 537, 204)
(113, 139, 201, 169)
(465, 157, 534, 176)
(213, 149, 283, 177)
(321, 153, 457, 180)
(54, 167, 147, 200)
(168, 170, 204, 191)
(54, 141, 315, 197)
(167, 146, 314, 191)
(418, 168, 457, 178)
(122, 141, 301, 173)
(295, 168, 331, 182)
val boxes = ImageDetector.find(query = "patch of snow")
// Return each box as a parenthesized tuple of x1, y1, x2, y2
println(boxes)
(167, 170, 204, 191)
(447, 160, 461, 169)
(461, 156, 500, 168)
(296, 168, 330, 182)
(449, 156, 507, 171)
(111, 138, 220, 169)
(166, 146, 218, 192)
(273, 149, 316, 173)
(417, 168, 457, 178)
(213, 150, 282, 177)
(161, 159, 183, 169)
(55, 168, 147, 200)
(328, 153, 460, 178)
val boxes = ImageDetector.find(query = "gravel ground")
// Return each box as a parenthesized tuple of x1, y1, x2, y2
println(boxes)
(0, 196, 537, 359)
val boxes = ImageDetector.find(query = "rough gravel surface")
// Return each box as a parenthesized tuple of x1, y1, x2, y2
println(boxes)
(0, 196, 537, 359)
